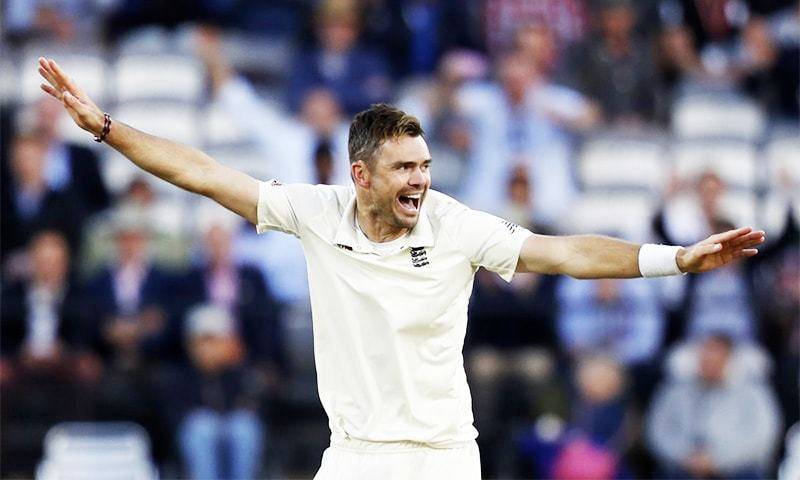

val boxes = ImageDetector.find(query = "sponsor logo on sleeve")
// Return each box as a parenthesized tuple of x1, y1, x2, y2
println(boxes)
(502, 220, 519, 234)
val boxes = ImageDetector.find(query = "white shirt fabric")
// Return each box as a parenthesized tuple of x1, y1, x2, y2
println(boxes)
(256, 180, 532, 447)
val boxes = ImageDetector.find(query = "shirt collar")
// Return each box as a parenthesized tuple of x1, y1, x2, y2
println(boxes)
(333, 193, 435, 253)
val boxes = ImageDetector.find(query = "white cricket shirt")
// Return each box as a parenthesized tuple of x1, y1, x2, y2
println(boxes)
(256, 180, 533, 447)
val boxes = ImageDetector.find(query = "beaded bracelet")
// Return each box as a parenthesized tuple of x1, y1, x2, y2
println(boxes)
(93, 113, 112, 143)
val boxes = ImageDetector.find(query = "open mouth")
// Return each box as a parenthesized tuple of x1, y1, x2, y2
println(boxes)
(397, 193, 422, 214)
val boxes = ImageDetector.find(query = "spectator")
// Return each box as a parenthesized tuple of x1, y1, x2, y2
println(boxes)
(361, 0, 483, 77)
(458, 49, 585, 226)
(156, 304, 266, 480)
(184, 211, 285, 378)
(13, 98, 110, 214)
(733, 15, 800, 119)
(671, 0, 747, 49)
(556, 275, 666, 403)
(86, 206, 179, 366)
(3, 0, 85, 44)
(483, 0, 589, 54)
(647, 333, 782, 478)
(569, 0, 657, 124)
(196, 24, 352, 186)
(780, 423, 800, 480)
(0, 230, 102, 477)
(653, 172, 759, 342)
(288, 0, 391, 115)
(398, 49, 488, 194)
(195, 26, 339, 384)
(655, 25, 709, 120)
(0, 132, 87, 279)
(517, 355, 633, 479)
(465, 169, 560, 475)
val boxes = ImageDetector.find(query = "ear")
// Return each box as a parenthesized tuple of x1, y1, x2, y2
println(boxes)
(351, 161, 370, 188)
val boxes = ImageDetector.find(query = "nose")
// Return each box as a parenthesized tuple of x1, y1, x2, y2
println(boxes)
(409, 165, 425, 187)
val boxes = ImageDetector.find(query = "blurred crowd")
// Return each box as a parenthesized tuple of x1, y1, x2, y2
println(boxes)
(1, 0, 798, 478)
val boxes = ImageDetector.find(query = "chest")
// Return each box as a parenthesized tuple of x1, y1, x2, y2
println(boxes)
(303, 239, 475, 324)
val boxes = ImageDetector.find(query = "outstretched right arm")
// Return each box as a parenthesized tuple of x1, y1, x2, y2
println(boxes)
(38, 57, 259, 224)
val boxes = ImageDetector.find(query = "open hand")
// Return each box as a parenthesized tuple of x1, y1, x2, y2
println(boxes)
(38, 57, 104, 135)
(677, 226, 765, 273)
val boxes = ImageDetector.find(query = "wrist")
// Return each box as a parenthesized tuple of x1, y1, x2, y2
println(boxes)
(638, 244, 684, 277)
(676, 247, 687, 273)
(92, 113, 112, 143)
(88, 110, 105, 136)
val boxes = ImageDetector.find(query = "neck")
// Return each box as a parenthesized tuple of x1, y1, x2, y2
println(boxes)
(355, 201, 409, 243)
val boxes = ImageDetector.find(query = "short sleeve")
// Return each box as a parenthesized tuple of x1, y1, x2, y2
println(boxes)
(257, 180, 328, 237)
(447, 206, 533, 282)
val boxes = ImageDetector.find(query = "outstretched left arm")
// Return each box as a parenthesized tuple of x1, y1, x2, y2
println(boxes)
(516, 227, 765, 279)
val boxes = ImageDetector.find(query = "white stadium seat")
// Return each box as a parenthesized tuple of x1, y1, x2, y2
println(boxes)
(37, 422, 158, 480)
(113, 53, 204, 102)
(672, 96, 765, 141)
(0, 58, 18, 103)
(206, 145, 272, 180)
(202, 101, 251, 146)
(101, 148, 197, 200)
(116, 26, 174, 55)
(759, 190, 800, 237)
(578, 135, 667, 192)
(100, 150, 143, 194)
(671, 140, 758, 189)
(113, 102, 200, 146)
(767, 135, 800, 188)
(561, 192, 657, 241)
(667, 191, 758, 231)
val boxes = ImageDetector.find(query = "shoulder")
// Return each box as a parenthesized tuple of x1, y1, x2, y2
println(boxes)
(424, 190, 475, 240)
(424, 189, 469, 222)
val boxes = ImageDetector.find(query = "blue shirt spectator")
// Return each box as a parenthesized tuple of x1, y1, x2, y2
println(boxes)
(287, 0, 391, 115)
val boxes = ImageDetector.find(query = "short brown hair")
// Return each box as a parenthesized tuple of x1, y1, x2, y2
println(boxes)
(348, 104, 424, 167)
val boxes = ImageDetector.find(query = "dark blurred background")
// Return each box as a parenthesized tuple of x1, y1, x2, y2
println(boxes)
(1, 0, 798, 478)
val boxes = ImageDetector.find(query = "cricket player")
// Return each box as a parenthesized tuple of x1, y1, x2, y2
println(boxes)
(37, 57, 765, 479)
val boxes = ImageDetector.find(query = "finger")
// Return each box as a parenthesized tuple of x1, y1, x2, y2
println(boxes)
(736, 237, 767, 250)
(62, 91, 83, 112)
(696, 243, 722, 257)
(733, 248, 759, 258)
(706, 227, 752, 245)
(728, 231, 766, 248)
(47, 58, 79, 95)
(40, 83, 61, 100)
(39, 58, 63, 89)
(38, 66, 60, 91)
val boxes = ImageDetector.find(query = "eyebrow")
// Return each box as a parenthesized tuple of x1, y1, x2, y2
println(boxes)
(391, 158, 432, 167)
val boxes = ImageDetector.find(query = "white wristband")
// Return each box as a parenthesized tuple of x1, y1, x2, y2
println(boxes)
(638, 244, 684, 277)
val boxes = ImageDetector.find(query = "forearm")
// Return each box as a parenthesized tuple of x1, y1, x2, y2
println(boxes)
(517, 233, 644, 279)
(560, 235, 642, 279)
(104, 120, 218, 196)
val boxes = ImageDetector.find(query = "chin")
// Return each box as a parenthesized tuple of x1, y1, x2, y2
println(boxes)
(394, 215, 418, 230)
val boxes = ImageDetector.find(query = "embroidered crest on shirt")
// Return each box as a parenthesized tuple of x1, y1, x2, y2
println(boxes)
(502, 220, 519, 234)
(410, 247, 429, 267)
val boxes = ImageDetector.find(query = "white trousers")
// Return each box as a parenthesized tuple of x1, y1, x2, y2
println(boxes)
(314, 439, 481, 480)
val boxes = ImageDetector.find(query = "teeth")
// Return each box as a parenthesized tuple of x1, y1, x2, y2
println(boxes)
(405, 193, 421, 199)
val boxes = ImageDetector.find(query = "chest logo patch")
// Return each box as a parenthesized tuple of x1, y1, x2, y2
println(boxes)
(410, 247, 429, 268)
